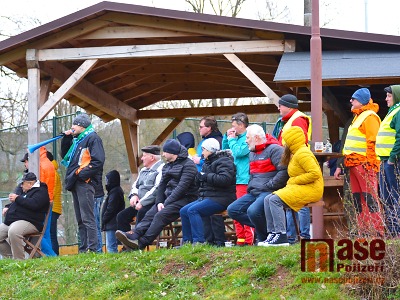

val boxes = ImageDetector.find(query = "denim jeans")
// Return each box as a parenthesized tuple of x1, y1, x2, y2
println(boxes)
(264, 194, 289, 233)
(105, 230, 118, 253)
(72, 182, 97, 252)
(50, 212, 61, 255)
(379, 160, 400, 236)
(94, 196, 104, 252)
(41, 212, 56, 256)
(227, 192, 270, 242)
(180, 199, 226, 244)
(286, 207, 310, 243)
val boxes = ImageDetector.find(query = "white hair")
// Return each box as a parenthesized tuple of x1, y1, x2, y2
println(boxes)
(247, 124, 266, 142)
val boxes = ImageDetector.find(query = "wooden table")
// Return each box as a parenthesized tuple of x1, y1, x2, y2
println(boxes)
(311, 152, 345, 239)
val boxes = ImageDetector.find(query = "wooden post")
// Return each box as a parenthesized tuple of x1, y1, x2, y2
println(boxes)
(26, 49, 40, 178)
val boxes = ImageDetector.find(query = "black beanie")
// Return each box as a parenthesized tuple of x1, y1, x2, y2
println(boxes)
(279, 94, 298, 109)
(163, 139, 181, 155)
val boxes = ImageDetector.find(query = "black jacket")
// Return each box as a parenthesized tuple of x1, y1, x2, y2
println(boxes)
(5, 182, 50, 231)
(101, 170, 125, 231)
(197, 150, 236, 208)
(61, 132, 105, 191)
(156, 146, 198, 206)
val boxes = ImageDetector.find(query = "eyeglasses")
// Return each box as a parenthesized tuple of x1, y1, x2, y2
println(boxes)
(199, 125, 208, 129)
(232, 116, 246, 124)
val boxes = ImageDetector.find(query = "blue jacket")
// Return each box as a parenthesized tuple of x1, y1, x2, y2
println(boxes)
(222, 131, 250, 184)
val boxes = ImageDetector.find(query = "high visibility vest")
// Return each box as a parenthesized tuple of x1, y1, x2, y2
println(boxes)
(376, 106, 400, 157)
(343, 110, 379, 156)
(281, 111, 312, 146)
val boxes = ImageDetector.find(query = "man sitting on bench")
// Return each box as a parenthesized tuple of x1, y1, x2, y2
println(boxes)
(116, 139, 198, 250)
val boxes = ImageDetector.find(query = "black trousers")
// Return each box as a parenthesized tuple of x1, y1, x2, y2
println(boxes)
(116, 204, 153, 232)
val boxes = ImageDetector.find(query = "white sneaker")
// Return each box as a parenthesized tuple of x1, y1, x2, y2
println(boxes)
(257, 233, 276, 247)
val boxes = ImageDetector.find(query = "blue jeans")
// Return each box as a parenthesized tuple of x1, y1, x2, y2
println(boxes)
(94, 196, 104, 252)
(379, 160, 400, 236)
(227, 192, 270, 242)
(50, 212, 60, 255)
(286, 207, 311, 243)
(41, 211, 56, 256)
(180, 199, 226, 244)
(105, 230, 118, 253)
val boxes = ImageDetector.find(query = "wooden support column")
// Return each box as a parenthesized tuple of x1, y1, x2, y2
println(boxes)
(224, 53, 280, 105)
(26, 49, 40, 178)
(121, 119, 139, 180)
(151, 118, 184, 146)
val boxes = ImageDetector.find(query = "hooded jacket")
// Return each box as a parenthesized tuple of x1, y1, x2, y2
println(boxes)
(39, 146, 55, 201)
(197, 150, 236, 208)
(156, 145, 198, 206)
(195, 129, 224, 171)
(343, 100, 381, 172)
(376, 85, 400, 163)
(101, 170, 125, 231)
(247, 134, 289, 195)
(274, 127, 324, 212)
(5, 181, 50, 231)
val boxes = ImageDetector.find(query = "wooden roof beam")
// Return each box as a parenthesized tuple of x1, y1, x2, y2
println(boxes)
(137, 103, 311, 119)
(36, 40, 295, 61)
(41, 61, 137, 123)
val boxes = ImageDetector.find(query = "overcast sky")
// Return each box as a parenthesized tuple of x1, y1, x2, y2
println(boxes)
(1, 0, 400, 38)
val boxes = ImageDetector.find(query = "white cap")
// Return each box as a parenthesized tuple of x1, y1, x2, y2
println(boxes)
(202, 138, 220, 153)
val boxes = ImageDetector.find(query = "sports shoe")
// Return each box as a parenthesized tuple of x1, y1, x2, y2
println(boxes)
(115, 230, 139, 250)
(257, 233, 276, 247)
(265, 233, 289, 247)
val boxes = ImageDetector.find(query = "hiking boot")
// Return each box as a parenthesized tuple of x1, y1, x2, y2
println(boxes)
(265, 233, 289, 247)
(257, 233, 276, 247)
(115, 230, 139, 250)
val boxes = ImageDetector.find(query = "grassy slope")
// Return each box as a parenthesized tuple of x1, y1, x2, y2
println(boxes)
(0, 244, 354, 300)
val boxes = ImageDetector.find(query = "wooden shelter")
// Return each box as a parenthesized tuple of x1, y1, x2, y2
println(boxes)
(1, 2, 400, 238)
(1, 1, 400, 174)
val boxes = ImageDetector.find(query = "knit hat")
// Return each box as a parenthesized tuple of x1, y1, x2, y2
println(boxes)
(384, 86, 392, 94)
(279, 94, 298, 109)
(202, 138, 220, 153)
(22, 172, 37, 182)
(351, 88, 371, 105)
(141, 145, 160, 155)
(20, 152, 29, 162)
(73, 113, 91, 128)
(163, 139, 181, 155)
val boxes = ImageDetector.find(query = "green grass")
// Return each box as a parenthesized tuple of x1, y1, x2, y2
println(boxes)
(0, 244, 356, 300)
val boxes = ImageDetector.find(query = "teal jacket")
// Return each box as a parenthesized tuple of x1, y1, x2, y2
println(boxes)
(222, 131, 250, 184)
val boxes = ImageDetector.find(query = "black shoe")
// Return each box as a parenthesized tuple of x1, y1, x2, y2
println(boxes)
(115, 230, 139, 250)
(257, 233, 276, 247)
(264, 233, 289, 247)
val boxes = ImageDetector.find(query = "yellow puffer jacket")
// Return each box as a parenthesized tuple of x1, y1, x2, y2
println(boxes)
(274, 126, 324, 211)
(51, 160, 62, 215)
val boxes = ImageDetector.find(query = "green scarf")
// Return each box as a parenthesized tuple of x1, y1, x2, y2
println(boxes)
(61, 124, 95, 167)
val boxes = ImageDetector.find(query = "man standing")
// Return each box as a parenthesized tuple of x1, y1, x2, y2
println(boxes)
(343, 88, 383, 236)
(222, 112, 253, 246)
(61, 113, 105, 253)
(228, 124, 288, 243)
(191, 116, 226, 247)
(272, 94, 311, 244)
(0, 172, 50, 260)
(116, 145, 164, 233)
(116, 139, 198, 250)
(376, 85, 400, 237)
